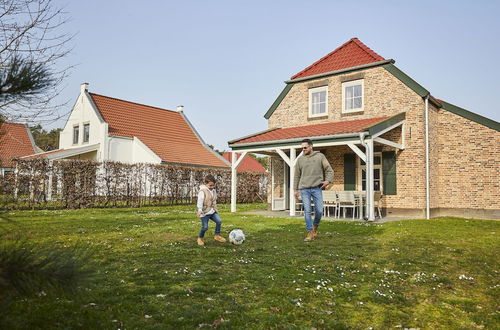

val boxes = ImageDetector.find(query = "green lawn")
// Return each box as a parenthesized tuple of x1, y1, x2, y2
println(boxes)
(1, 204, 498, 329)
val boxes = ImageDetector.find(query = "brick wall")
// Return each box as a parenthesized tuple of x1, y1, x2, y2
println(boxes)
(269, 66, 429, 211)
(435, 110, 500, 210)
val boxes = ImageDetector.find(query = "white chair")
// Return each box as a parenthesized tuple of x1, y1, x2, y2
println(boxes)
(336, 191, 359, 219)
(322, 190, 338, 218)
(296, 195, 303, 215)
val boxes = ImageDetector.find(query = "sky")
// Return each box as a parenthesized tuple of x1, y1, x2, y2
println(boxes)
(48, 0, 500, 151)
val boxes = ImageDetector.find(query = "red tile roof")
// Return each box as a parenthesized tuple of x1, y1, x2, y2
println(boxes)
(0, 122, 38, 167)
(222, 152, 266, 173)
(291, 38, 385, 80)
(89, 93, 228, 168)
(231, 117, 389, 145)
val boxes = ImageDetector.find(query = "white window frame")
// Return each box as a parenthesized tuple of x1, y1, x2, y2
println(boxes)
(357, 152, 383, 192)
(72, 125, 80, 145)
(83, 123, 90, 143)
(342, 79, 364, 113)
(308, 86, 328, 118)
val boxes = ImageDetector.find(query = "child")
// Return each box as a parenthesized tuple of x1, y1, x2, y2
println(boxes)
(196, 175, 226, 246)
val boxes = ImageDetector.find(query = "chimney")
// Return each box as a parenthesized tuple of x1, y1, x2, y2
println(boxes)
(177, 105, 184, 113)
(80, 82, 89, 94)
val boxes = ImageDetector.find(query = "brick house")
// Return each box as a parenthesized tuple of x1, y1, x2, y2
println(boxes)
(228, 38, 500, 220)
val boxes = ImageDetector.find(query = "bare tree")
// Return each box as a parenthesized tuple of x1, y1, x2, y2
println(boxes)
(0, 0, 74, 124)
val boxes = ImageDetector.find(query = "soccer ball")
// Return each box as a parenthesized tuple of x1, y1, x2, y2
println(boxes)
(229, 229, 245, 245)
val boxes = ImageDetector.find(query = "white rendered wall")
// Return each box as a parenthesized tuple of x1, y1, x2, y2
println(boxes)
(59, 92, 106, 157)
(107, 136, 160, 164)
(107, 136, 134, 163)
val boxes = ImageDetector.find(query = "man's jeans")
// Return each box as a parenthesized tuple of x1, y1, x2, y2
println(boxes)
(300, 187, 323, 231)
(198, 212, 222, 238)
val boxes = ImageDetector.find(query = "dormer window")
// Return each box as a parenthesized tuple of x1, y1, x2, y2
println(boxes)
(309, 86, 328, 117)
(83, 123, 90, 143)
(73, 125, 79, 144)
(342, 79, 364, 113)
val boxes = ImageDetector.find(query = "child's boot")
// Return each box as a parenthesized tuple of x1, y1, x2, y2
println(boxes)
(197, 237, 205, 246)
(214, 235, 226, 243)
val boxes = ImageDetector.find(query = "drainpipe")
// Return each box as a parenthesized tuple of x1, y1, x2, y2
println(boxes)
(424, 94, 430, 219)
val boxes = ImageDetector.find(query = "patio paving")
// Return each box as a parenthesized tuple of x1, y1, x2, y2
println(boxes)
(239, 209, 419, 223)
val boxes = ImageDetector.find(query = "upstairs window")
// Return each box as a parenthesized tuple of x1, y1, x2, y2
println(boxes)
(83, 123, 90, 143)
(342, 79, 364, 113)
(309, 86, 328, 117)
(73, 125, 79, 144)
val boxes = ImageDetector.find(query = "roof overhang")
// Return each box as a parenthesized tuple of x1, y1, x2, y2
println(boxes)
(285, 59, 395, 84)
(21, 143, 100, 161)
(230, 113, 406, 152)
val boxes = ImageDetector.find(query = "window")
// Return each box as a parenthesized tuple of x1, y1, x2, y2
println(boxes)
(308, 86, 328, 117)
(83, 123, 90, 143)
(342, 79, 364, 113)
(73, 125, 79, 144)
(358, 153, 382, 191)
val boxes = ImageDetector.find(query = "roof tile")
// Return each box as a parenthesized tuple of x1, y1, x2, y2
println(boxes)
(231, 117, 389, 145)
(89, 93, 228, 168)
(291, 38, 385, 80)
(0, 122, 38, 167)
(222, 152, 266, 173)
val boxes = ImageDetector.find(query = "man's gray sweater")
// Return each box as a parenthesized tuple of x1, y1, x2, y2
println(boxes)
(294, 151, 334, 190)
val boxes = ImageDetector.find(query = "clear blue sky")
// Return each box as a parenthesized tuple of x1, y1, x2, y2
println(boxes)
(50, 0, 500, 150)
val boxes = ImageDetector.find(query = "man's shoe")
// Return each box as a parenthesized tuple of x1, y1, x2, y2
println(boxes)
(313, 225, 319, 238)
(214, 235, 226, 243)
(304, 231, 315, 242)
(197, 238, 205, 246)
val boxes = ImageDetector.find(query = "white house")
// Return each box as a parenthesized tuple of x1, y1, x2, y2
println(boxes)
(25, 83, 229, 168)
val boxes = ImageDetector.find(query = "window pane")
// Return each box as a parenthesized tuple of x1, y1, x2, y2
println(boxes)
(73, 127, 79, 144)
(374, 156, 381, 165)
(319, 91, 326, 102)
(312, 92, 320, 103)
(374, 180, 380, 191)
(83, 124, 89, 142)
(353, 84, 362, 97)
(353, 97, 362, 109)
(362, 169, 366, 179)
(362, 181, 366, 191)
(319, 102, 326, 114)
(346, 86, 353, 99)
(374, 169, 380, 180)
(345, 98, 353, 110)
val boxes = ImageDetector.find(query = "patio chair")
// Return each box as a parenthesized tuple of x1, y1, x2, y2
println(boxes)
(322, 190, 338, 218)
(336, 191, 359, 219)
(296, 195, 304, 215)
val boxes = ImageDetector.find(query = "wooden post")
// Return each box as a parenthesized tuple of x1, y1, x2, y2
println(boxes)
(366, 139, 375, 221)
(230, 152, 238, 213)
(289, 147, 296, 216)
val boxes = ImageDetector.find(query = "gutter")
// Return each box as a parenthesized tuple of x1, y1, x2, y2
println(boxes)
(424, 94, 430, 219)
(285, 59, 395, 84)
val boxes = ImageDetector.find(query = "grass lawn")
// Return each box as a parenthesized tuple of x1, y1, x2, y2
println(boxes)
(0, 204, 498, 329)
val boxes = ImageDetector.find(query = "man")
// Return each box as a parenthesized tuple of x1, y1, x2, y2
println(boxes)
(294, 139, 334, 242)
